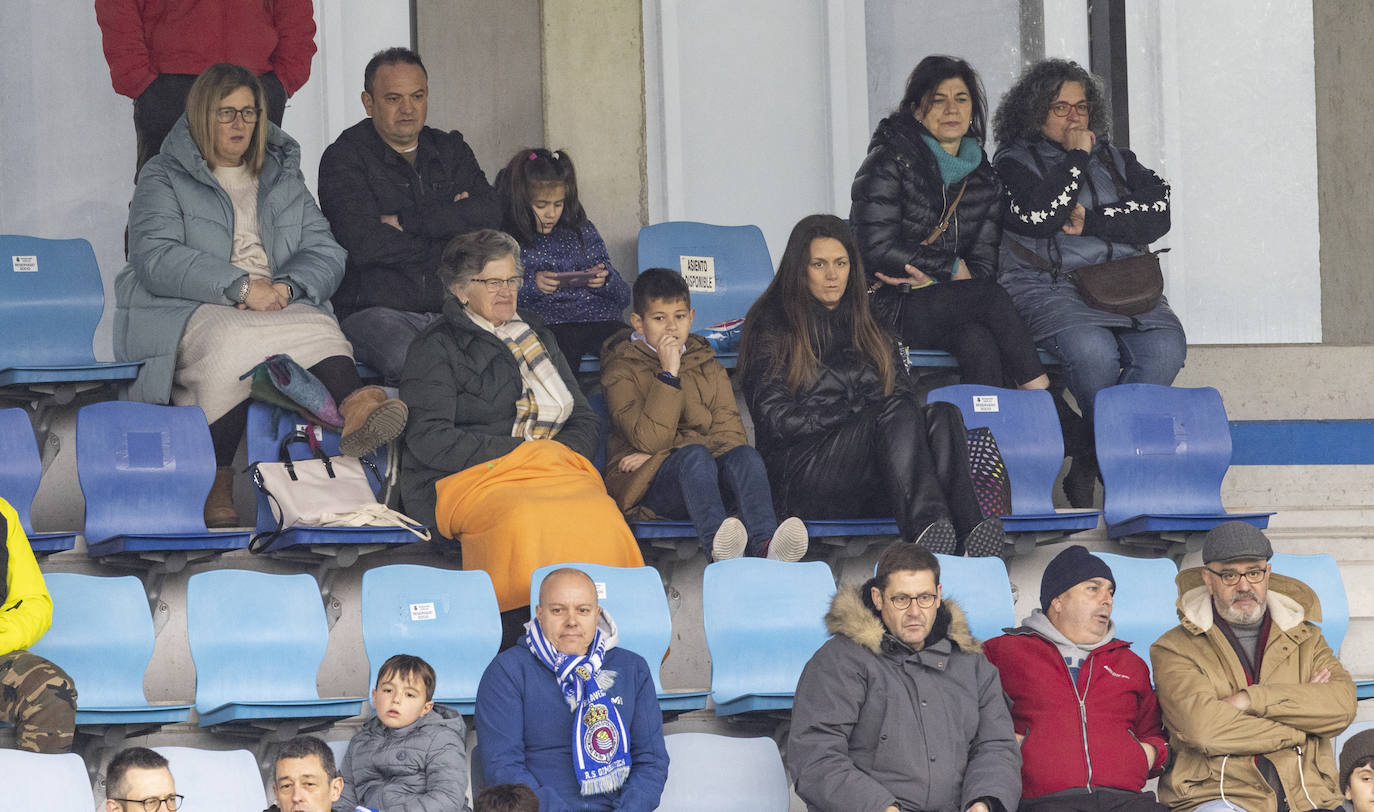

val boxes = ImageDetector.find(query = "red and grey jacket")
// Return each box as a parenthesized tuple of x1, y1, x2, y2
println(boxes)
(984, 625, 1168, 800)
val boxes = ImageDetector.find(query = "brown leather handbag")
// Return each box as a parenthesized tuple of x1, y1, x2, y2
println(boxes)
(1067, 248, 1168, 316)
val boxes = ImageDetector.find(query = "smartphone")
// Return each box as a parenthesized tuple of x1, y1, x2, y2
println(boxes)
(557, 269, 600, 287)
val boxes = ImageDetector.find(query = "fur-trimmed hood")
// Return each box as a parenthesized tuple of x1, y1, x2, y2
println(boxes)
(1173, 567, 1321, 636)
(826, 578, 981, 656)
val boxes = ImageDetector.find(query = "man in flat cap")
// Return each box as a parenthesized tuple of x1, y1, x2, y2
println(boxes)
(1151, 522, 1356, 812)
(985, 545, 1169, 812)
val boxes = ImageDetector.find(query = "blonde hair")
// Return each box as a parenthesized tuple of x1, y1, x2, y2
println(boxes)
(186, 63, 268, 173)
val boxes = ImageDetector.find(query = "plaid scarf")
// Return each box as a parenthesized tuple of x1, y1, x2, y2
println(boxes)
(525, 615, 632, 796)
(493, 321, 574, 440)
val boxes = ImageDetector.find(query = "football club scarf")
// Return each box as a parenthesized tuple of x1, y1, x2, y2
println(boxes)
(525, 614, 632, 795)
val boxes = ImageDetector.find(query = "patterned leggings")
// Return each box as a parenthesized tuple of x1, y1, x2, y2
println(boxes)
(0, 649, 76, 752)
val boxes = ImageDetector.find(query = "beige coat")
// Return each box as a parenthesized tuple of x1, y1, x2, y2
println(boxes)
(599, 331, 748, 516)
(1150, 568, 1356, 812)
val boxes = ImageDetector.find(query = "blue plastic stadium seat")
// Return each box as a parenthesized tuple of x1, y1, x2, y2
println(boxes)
(1094, 385, 1273, 539)
(76, 401, 250, 556)
(1094, 553, 1179, 670)
(935, 553, 1016, 643)
(0, 235, 141, 392)
(702, 558, 834, 715)
(0, 408, 76, 552)
(361, 564, 502, 715)
(528, 563, 709, 712)
(0, 750, 95, 810)
(637, 222, 773, 332)
(1270, 552, 1349, 655)
(244, 402, 420, 552)
(154, 746, 265, 812)
(658, 732, 790, 811)
(28, 573, 191, 727)
(928, 385, 1100, 539)
(186, 569, 363, 726)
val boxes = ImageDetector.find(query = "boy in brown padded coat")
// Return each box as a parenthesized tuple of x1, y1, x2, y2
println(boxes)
(599, 268, 807, 561)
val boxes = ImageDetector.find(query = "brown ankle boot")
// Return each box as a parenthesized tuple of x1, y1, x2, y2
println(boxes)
(339, 385, 409, 457)
(204, 466, 238, 528)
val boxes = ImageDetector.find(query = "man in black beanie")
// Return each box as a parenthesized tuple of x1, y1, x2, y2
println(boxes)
(984, 545, 1169, 812)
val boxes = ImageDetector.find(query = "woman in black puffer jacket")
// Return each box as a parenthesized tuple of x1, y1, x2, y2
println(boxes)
(738, 214, 1004, 557)
(851, 55, 1047, 390)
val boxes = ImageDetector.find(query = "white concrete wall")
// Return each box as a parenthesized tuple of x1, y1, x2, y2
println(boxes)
(0, 0, 407, 361)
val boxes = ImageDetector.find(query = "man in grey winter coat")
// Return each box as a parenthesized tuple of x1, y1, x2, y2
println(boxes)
(787, 542, 1021, 812)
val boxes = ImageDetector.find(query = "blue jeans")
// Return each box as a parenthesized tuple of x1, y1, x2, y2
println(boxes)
(1042, 323, 1187, 424)
(640, 444, 778, 557)
(341, 307, 443, 386)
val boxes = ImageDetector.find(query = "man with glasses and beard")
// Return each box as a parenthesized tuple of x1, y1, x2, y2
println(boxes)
(1152, 523, 1356, 812)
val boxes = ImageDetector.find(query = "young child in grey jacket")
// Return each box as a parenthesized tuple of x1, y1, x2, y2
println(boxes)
(336, 654, 470, 812)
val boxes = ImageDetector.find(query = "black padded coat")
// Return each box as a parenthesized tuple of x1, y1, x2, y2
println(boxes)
(397, 298, 598, 532)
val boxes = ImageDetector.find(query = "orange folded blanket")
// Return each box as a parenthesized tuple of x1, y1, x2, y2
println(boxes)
(434, 440, 644, 611)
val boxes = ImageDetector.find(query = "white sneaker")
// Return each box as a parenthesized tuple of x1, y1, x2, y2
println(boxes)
(711, 517, 748, 561)
(765, 517, 809, 562)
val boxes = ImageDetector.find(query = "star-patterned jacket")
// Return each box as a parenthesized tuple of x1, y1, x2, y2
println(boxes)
(992, 135, 1183, 339)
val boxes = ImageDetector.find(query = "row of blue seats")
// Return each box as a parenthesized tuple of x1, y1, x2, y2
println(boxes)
(27, 551, 1360, 743)
(3, 381, 1269, 567)
(4, 731, 793, 812)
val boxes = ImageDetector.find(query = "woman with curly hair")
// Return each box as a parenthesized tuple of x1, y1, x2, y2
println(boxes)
(993, 59, 1186, 507)
(851, 55, 1047, 391)
(738, 214, 1005, 557)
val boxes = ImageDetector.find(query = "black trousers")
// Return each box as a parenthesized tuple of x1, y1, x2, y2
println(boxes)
(547, 319, 629, 372)
(875, 276, 1045, 387)
(133, 72, 287, 180)
(207, 355, 363, 466)
(1019, 788, 1168, 812)
(775, 393, 983, 541)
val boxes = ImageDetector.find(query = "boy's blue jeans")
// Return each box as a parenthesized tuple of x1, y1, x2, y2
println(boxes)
(640, 444, 778, 557)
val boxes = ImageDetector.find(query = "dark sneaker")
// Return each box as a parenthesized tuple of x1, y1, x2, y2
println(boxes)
(962, 516, 1006, 557)
(913, 518, 958, 555)
(711, 517, 748, 561)
(1062, 455, 1100, 509)
(765, 517, 809, 562)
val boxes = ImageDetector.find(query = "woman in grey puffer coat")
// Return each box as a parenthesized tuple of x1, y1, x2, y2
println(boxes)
(115, 63, 406, 527)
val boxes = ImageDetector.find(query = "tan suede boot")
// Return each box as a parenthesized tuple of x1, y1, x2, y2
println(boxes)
(339, 385, 409, 457)
(204, 466, 238, 528)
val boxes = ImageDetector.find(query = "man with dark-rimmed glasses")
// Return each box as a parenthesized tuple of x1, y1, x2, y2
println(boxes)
(787, 541, 1021, 812)
(1152, 522, 1355, 812)
(104, 747, 181, 812)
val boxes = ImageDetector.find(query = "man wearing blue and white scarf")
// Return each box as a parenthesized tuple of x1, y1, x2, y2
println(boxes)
(476, 568, 669, 811)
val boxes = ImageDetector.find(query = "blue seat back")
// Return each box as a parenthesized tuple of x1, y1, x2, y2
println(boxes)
(154, 746, 265, 812)
(1270, 552, 1349, 655)
(702, 559, 834, 703)
(932, 553, 1015, 643)
(76, 401, 216, 543)
(361, 565, 501, 703)
(1094, 553, 1180, 669)
(0, 408, 43, 533)
(1095, 385, 1233, 526)
(245, 402, 387, 529)
(28, 573, 155, 709)
(0, 235, 105, 368)
(0, 750, 94, 810)
(186, 570, 329, 712)
(528, 563, 672, 693)
(637, 222, 773, 331)
(927, 386, 1063, 515)
(659, 732, 790, 811)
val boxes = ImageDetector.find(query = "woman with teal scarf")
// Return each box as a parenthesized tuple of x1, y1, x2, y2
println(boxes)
(852, 55, 1048, 390)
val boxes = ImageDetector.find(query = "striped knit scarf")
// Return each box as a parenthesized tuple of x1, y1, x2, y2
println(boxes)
(526, 616, 632, 796)
(494, 322, 574, 440)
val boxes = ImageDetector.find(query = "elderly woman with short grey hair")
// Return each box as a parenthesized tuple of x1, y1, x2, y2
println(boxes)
(399, 229, 642, 643)
(993, 58, 1186, 508)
